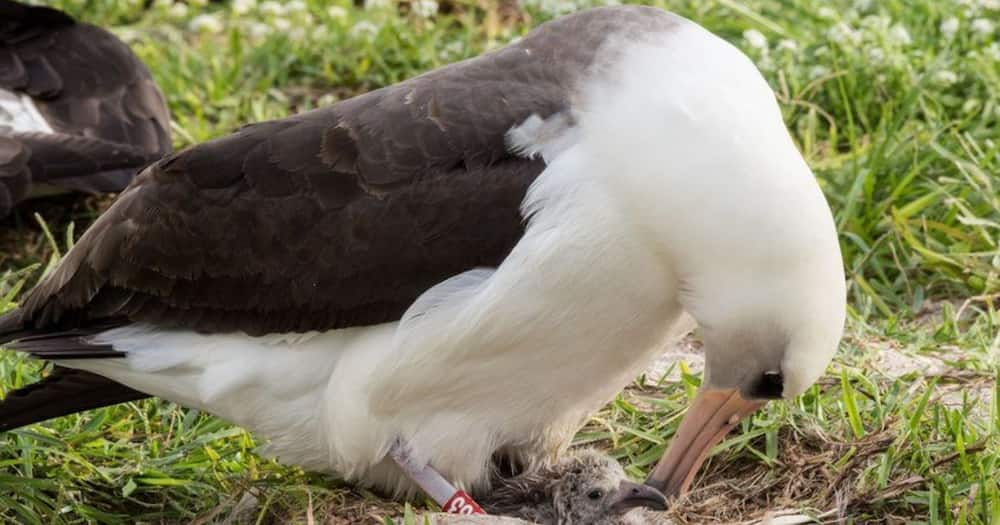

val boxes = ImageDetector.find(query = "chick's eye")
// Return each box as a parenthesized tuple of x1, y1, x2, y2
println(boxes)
(587, 489, 603, 500)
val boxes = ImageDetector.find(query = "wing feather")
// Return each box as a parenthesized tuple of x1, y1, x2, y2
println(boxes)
(3, 5, 675, 339)
(0, 0, 171, 212)
(0, 367, 147, 431)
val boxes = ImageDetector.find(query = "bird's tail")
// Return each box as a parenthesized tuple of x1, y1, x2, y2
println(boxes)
(0, 366, 147, 431)
(0, 310, 148, 431)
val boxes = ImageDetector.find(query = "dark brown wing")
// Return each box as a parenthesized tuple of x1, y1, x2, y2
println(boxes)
(7, 131, 153, 191)
(0, 0, 171, 205)
(0, 366, 147, 431)
(12, 112, 547, 335)
(1, 6, 669, 338)
(0, 134, 30, 215)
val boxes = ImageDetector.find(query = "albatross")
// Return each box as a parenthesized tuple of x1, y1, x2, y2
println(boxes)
(0, 0, 171, 217)
(0, 5, 846, 505)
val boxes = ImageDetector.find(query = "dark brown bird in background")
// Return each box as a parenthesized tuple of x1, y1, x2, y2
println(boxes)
(0, 0, 171, 217)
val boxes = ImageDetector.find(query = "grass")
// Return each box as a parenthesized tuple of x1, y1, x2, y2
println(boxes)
(1, 0, 998, 523)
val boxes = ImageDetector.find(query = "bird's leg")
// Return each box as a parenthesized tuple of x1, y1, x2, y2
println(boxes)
(388, 440, 485, 515)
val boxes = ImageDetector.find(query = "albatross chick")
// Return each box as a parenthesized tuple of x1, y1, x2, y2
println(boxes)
(481, 450, 669, 525)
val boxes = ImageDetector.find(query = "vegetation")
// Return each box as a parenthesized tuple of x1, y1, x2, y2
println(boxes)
(1, 0, 997, 523)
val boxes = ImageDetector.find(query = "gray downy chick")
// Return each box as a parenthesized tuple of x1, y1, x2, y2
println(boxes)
(481, 449, 669, 525)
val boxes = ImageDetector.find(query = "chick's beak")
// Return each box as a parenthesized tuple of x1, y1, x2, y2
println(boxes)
(644, 388, 765, 498)
(610, 480, 668, 512)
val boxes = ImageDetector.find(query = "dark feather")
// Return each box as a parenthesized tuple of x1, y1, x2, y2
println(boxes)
(0, 366, 147, 431)
(0, 0, 171, 215)
(0, 134, 30, 215)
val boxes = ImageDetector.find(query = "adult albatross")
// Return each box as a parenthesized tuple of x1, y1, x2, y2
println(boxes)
(0, 6, 846, 504)
(0, 0, 171, 217)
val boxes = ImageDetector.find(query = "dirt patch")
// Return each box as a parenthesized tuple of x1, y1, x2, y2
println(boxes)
(642, 316, 703, 387)
(874, 348, 950, 378)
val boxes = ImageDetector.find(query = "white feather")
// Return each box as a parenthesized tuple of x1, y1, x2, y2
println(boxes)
(506, 112, 579, 163)
(0, 89, 53, 133)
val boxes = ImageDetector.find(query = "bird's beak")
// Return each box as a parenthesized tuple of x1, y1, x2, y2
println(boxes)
(610, 480, 668, 512)
(644, 388, 765, 498)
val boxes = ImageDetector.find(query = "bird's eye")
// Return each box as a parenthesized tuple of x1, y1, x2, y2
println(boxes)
(753, 371, 784, 399)
(587, 489, 603, 500)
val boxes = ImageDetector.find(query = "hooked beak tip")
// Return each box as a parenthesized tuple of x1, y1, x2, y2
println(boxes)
(611, 480, 668, 512)
(644, 388, 765, 497)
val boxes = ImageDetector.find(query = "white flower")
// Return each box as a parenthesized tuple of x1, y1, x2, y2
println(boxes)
(351, 20, 379, 38)
(827, 22, 862, 45)
(777, 39, 798, 51)
(317, 93, 339, 107)
(189, 13, 223, 33)
(940, 17, 959, 39)
(525, 0, 575, 15)
(273, 17, 292, 31)
(971, 18, 995, 34)
(327, 6, 348, 19)
(986, 42, 1000, 60)
(286, 0, 308, 13)
(167, 2, 188, 18)
(247, 22, 270, 39)
(888, 24, 912, 45)
(412, 0, 438, 17)
(153, 0, 172, 7)
(861, 15, 890, 31)
(817, 6, 837, 19)
(312, 25, 329, 39)
(440, 40, 464, 59)
(933, 70, 958, 85)
(289, 27, 306, 41)
(365, 0, 393, 9)
(232, 0, 255, 14)
(867, 47, 885, 63)
(259, 0, 285, 16)
(742, 29, 768, 50)
(854, 0, 873, 10)
(809, 65, 831, 79)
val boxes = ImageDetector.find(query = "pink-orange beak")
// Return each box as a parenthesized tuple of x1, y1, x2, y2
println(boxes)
(645, 388, 764, 497)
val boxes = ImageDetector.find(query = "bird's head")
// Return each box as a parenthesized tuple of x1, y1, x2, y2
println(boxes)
(638, 99, 847, 497)
(551, 450, 667, 525)
(645, 255, 846, 497)
(555, 15, 850, 501)
(574, 21, 852, 499)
